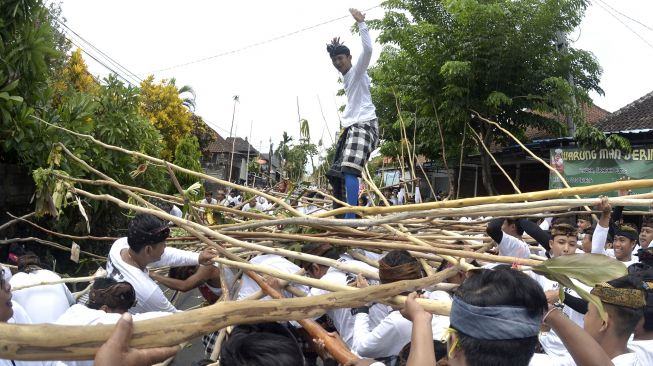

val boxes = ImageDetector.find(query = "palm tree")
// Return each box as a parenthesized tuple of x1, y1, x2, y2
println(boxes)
(177, 84, 196, 112)
(275, 131, 293, 178)
(169, 78, 196, 112)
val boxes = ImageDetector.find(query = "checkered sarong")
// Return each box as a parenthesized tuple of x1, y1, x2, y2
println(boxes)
(331, 119, 379, 176)
(326, 119, 378, 210)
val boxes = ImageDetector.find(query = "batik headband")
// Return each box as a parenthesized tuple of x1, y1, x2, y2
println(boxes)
(591, 283, 646, 309)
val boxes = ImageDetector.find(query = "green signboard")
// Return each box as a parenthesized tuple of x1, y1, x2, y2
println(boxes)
(549, 147, 653, 197)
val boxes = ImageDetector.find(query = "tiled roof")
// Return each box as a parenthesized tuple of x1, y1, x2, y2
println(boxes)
(206, 136, 258, 155)
(524, 103, 611, 141)
(594, 91, 653, 132)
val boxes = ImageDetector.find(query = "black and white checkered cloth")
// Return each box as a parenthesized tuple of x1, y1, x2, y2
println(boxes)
(330, 119, 379, 176)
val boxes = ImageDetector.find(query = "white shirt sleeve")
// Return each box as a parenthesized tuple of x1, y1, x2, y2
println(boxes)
(150, 247, 199, 268)
(539, 217, 553, 231)
(350, 22, 373, 79)
(352, 311, 404, 358)
(591, 223, 610, 256)
(143, 286, 179, 313)
(498, 235, 531, 259)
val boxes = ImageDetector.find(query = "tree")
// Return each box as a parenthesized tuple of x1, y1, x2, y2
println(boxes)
(275, 131, 293, 177)
(173, 135, 202, 188)
(139, 76, 194, 160)
(368, 0, 625, 195)
(189, 113, 219, 154)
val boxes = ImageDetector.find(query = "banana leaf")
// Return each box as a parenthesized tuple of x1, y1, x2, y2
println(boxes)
(533, 254, 628, 321)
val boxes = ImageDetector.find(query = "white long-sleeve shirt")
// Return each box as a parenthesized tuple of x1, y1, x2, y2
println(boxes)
(352, 290, 450, 359)
(309, 256, 380, 348)
(592, 224, 639, 267)
(105, 237, 199, 314)
(341, 21, 377, 128)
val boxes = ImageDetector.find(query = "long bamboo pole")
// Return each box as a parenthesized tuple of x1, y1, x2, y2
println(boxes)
(213, 257, 456, 314)
(0, 274, 447, 361)
(316, 179, 653, 217)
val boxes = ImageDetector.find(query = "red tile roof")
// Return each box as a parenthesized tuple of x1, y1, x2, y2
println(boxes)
(594, 91, 653, 132)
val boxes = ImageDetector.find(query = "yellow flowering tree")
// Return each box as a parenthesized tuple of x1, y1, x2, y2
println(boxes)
(52, 49, 98, 106)
(139, 76, 194, 160)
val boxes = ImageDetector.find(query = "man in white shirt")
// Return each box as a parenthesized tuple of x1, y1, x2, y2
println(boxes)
(105, 213, 216, 314)
(325, 8, 379, 219)
(237, 254, 309, 300)
(592, 197, 640, 267)
(486, 218, 531, 259)
(639, 219, 653, 249)
(531, 273, 648, 366)
(351, 250, 450, 362)
(55, 278, 170, 366)
(301, 243, 382, 349)
(199, 191, 218, 208)
(10, 253, 74, 324)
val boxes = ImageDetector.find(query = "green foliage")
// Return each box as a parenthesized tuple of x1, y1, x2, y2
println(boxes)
(190, 114, 218, 153)
(533, 253, 628, 320)
(173, 135, 202, 187)
(285, 143, 318, 182)
(368, 0, 604, 193)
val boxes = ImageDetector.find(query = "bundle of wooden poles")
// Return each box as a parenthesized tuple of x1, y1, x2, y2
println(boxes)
(2, 118, 653, 363)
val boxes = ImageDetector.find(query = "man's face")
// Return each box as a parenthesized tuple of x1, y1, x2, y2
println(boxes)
(331, 54, 352, 74)
(205, 193, 212, 201)
(146, 242, 166, 263)
(501, 220, 518, 237)
(0, 268, 13, 322)
(577, 219, 591, 230)
(550, 235, 578, 257)
(613, 235, 636, 261)
(639, 226, 653, 249)
(249, 201, 256, 208)
(583, 303, 605, 341)
(582, 234, 593, 253)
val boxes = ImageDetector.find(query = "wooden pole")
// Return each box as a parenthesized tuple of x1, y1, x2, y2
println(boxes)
(0, 275, 444, 361)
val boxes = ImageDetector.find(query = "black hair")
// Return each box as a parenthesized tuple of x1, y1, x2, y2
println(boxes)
(381, 250, 416, 267)
(504, 218, 525, 236)
(191, 360, 215, 366)
(127, 214, 170, 253)
(220, 323, 304, 366)
(454, 268, 547, 366)
(88, 278, 136, 311)
(397, 340, 446, 366)
(17, 252, 41, 273)
(169, 266, 198, 281)
(607, 271, 650, 334)
(326, 37, 350, 58)
(301, 243, 340, 261)
(93, 277, 118, 290)
(630, 268, 653, 331)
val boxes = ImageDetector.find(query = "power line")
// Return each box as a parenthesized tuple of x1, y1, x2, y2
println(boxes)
(593, 0, 653, 51)
(65, 36, 139, 87)
(55, 18, 143, 85)
(143, 5, 382, 75)
(599, 0, 653, 32)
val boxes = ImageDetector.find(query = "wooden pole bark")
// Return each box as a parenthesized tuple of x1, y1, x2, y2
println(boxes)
(0, 275, 443, 361)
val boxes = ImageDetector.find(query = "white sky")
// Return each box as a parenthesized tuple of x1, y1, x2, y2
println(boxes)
(58, 0, 653, 152)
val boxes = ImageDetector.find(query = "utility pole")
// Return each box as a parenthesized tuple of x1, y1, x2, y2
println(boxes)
(245, 120, 253, 186)
(227, 95, 239, 183)
(556, 31, 577, 137)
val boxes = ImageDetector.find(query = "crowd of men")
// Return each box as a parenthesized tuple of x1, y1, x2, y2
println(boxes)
(1, 193, 652, 366)
(2, 4, 652, 365)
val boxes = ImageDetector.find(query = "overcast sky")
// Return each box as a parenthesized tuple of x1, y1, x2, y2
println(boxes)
(58, 0, 653, 153)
